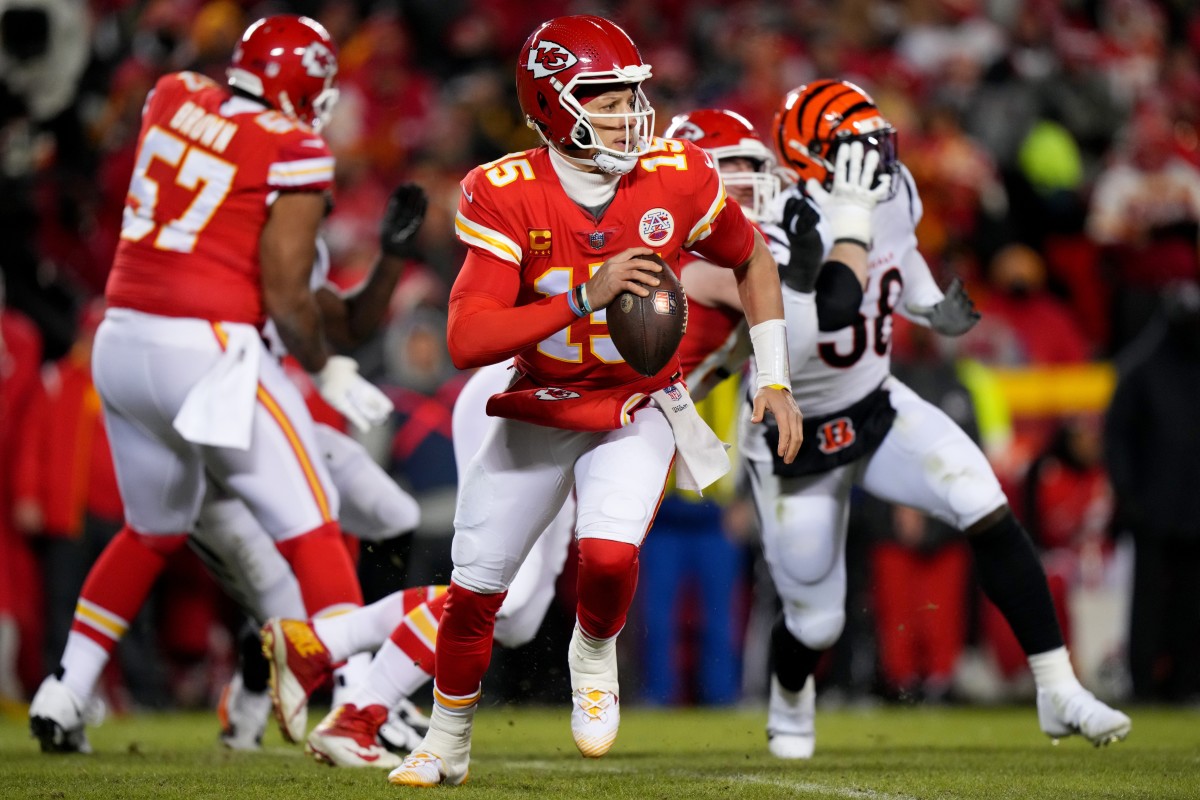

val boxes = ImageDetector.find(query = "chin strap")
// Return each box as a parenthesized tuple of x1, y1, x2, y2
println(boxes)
(552, 142, 643, 176)
(591, 151, 639, 175)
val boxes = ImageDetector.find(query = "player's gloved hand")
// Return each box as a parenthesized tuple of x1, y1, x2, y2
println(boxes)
(379, 183, 428, 259)
(313, 355, 394, 432)
(805, 139, 891, 249)
(777, 195, 823, 293)
(905, 278, 981, 336)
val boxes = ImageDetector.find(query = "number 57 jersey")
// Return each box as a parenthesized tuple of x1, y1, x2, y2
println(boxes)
(106, 71, 335, 326)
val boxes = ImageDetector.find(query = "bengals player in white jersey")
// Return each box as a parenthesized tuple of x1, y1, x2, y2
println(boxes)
(378, 15, 801, 787)
(723, 80, 1129, 757)
(29, 15, 392, 754)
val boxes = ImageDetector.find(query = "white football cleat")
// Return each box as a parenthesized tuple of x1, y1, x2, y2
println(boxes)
(379, 699, 429, 754)
(29, 674, 105, 754)
(306, 704, 402, 768)
(1037, 686, 1131, 746)
(767, 674, 815, 759)
(387, 749, 469, 787)
(218, 673, 271, 751)
(567, 624, 621, 758)
(570, 687, 620, 758)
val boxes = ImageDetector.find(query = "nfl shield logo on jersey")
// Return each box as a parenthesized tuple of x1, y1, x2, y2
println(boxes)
(639, 208, 674, 246)
(588, 231, 606, 249)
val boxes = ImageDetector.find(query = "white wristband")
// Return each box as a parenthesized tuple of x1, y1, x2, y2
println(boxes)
(749, 318, 790, 390)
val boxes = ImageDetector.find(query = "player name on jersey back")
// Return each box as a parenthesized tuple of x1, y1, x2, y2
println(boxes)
(106, 71, 334, 326)
(166, 100, 239, 154)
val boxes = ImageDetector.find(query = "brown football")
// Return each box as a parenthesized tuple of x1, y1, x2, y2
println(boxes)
(606, 253, 688, 377)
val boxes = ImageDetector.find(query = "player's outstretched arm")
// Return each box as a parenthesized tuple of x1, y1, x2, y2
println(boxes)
(320, 183, 428, 350)
(904, 277, 981, 336)
(262, 191, 393, 431)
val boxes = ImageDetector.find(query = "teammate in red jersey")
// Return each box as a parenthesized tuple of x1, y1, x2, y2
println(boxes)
(386, 15, 801, 787)
(29, 15, 392, 754)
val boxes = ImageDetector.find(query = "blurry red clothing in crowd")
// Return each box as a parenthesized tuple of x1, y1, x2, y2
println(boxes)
(0, 308, 46, 691)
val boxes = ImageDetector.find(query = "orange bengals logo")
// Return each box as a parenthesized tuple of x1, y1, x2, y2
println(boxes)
(816, 417, 856, 454)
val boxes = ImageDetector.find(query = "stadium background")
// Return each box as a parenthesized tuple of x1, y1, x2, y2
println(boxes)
(1, 0, 1199, 719)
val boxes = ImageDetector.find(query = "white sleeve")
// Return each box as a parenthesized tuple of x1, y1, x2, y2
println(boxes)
(783, 287, 818, 374)
(897, 247, 944, 326)
(892, 168, 941, 324)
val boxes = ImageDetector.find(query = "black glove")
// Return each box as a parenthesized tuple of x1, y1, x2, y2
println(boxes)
(777, 195, 824, 293)
(904, 278, 981, 336)
(379, 183, 428, 259)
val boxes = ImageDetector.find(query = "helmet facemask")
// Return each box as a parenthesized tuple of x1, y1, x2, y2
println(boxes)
(718, 162, 782, 223)
(280, 82, 339, 131)
(547, 69, 654, 175)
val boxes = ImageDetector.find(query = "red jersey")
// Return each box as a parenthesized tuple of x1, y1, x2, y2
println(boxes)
(453, 138, 755, 394)
(106, 71, 334, 325)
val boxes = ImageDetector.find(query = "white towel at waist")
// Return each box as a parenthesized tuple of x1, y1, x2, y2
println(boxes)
(173, 323, 261, 449)
(650, 380, 731, 494)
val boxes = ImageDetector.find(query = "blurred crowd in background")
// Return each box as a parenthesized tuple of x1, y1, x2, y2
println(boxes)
(2, 0, 1199, 718)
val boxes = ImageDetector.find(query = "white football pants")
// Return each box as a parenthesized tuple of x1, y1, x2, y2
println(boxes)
(746, 377, 1006, 650)
(452, 362, 574, 647)
(450, 363, 673, 602)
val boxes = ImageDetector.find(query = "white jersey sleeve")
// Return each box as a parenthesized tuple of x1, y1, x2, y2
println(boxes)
(776, 164, 922, 418)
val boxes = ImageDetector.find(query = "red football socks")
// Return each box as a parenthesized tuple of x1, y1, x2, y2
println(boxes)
(576, 538, 639, 640)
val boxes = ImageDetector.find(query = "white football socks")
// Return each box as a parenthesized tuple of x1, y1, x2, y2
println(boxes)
(567, 623, 619, 694)
(1028, 646, 1082, 691)
(313, 590, 411, 662)
(59, 631, 109, 702)
(347, 637, 434, 710)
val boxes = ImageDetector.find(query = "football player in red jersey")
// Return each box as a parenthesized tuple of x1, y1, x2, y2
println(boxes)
(384, 15, 801, 787)
(28, 15, 393, 754)
(252, 103, 798, 772)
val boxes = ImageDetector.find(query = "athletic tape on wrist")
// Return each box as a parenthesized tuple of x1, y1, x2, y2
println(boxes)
(749, 318, 790, 390)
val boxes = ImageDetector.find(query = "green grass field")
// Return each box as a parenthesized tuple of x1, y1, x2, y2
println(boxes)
(2, 704, 1198, 799)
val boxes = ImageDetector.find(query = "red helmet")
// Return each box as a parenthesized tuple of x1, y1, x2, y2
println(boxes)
(516, 15, 654, 174)
(227, 15, 339, 130)
(773, 79, 897, 191)
(664, 108, 782, 222)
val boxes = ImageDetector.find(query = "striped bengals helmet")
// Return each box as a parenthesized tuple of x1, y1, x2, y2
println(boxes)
(773, 79, 897, 192)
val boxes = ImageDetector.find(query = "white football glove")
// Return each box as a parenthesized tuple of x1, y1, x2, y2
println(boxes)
(805, 139, 892, 248)
(312, 355, 393, 432)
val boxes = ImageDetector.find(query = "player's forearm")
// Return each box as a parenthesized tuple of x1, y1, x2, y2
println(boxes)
(827, 241, 869, 287)
(733, 239, 786, 327)
(338, 254, 406, 348)
(268, 291, 331, 372)
(447, 292, 578, 370)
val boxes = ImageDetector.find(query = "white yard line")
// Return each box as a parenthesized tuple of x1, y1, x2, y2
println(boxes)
(732, 773, 921, 800)
(504, 760, 920, 800)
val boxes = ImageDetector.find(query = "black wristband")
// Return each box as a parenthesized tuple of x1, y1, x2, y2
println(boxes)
(832, 237, 870, 250)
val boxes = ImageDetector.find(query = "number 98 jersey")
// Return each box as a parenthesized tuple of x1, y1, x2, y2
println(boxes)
(764, 165, 929, 417)
(106, 71, 335, 326)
